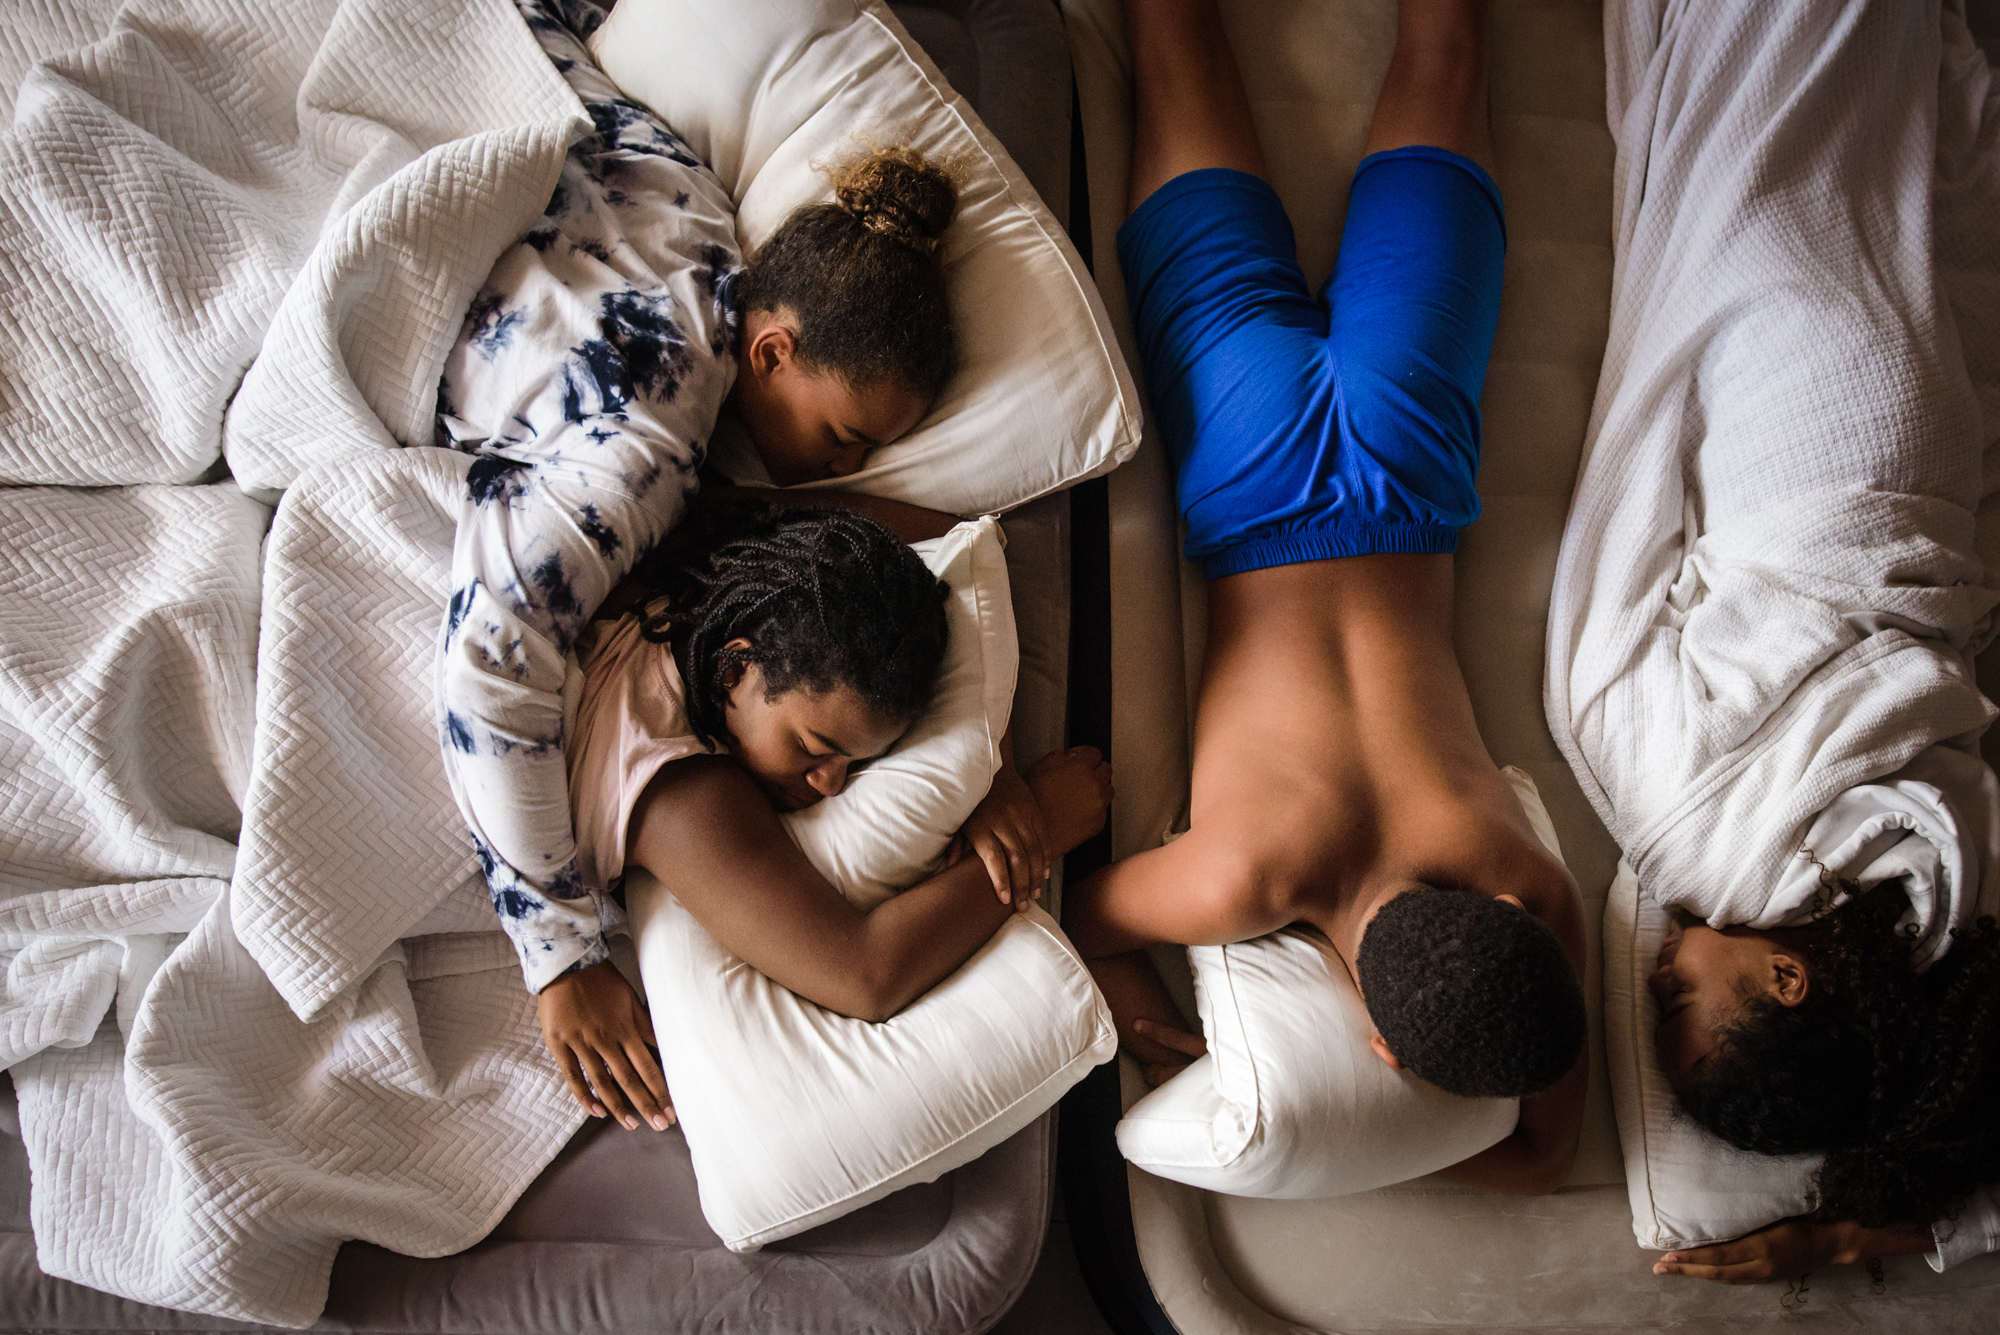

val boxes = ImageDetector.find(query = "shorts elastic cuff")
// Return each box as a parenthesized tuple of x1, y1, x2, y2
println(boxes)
(1201, 522, 1459, 579)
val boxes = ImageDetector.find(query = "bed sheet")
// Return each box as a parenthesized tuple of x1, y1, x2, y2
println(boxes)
(1065, 0, 2000, 1329)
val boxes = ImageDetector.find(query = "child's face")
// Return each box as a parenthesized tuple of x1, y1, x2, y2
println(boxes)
(732, 315, 929, 485)
(722, 661, 907, 811)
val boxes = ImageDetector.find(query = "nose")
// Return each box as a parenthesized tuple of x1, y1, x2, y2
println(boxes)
(826, 444, 868, 478)
(806, 756, 850, 797)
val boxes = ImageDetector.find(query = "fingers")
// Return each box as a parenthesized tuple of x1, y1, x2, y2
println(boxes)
(1134, 1017, 1209, 1059)
(623, 1040, 675, 1130)
(555, 1045, 606, 1119)
(592, 1043, 671, 1131)
(1142, 1060, 1192, 1089)
(1652, 1245, 1772, 1284)
(972, 832, 1016, 904)
(1653, 1260, 1769, 1284)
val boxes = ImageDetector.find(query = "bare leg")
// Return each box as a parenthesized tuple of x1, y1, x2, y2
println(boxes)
(1362, 0, 1494, 172)
(1124, 0, 1267, 214)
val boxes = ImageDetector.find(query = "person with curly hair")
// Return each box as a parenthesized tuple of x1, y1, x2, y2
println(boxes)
(1059, 0, 1591, 1194)
(1646, 865, 2000, 1283)
(537, 501, 1114, 1129)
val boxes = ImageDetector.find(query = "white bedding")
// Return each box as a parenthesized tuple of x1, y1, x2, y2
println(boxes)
(0, 1, 609, 1323)
(1545, 0, 2000, 929)
(0, 0, 587, 496)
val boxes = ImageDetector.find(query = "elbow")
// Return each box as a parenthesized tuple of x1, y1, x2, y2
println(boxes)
(818, 971, 907, 1025)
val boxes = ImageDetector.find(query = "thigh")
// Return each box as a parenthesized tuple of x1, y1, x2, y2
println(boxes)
(1324, 147, 1506, 511)
(1117, 168, 1326, 501)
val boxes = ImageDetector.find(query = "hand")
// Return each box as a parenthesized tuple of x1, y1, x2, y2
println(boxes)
(1026, 746, 1113, 857)
(1132, 1016, 1208, 1088)
(536, 961, 674, 1131)
(1087, 951, 1206, 1087)
(950, 763, 1049, 910)
(1653, 1219, 1827, 1284)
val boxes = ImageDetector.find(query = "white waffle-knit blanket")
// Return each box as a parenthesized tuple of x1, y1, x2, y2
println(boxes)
(1, 0, 595, 1324)
(1545, 0, 2000, 925)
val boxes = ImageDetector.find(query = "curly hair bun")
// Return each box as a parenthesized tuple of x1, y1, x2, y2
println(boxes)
(829, 147, 958, 257)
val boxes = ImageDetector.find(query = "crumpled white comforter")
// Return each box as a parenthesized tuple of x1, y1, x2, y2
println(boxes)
(1545, 0, 2000, 929)
(1, 0, 603, 1325)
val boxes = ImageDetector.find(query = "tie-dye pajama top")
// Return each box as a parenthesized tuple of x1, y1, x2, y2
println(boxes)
(434, 0, 739, 992)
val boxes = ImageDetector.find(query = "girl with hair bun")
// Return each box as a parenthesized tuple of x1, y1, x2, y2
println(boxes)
(727, 145, 962, 485)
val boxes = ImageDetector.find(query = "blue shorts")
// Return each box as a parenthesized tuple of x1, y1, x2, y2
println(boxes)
(1117, 148, 1506, 578)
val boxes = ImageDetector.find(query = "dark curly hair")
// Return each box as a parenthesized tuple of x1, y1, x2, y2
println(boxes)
(736, 146, 959, 400)
(1675, 878, 2000, 1230)
(623, 501, 950, 751)
(1355, 885, 1587, 1098)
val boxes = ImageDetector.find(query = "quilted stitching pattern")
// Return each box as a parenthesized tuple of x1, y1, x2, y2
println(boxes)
(235, 450, 498, 1020)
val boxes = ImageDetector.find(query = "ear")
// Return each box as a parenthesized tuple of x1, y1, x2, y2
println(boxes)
(1770, 952, 1811, 1008)
(1369, 1033, 1404, 1071)
(745, 320, 796, 379)
(718, 636, 754, 693)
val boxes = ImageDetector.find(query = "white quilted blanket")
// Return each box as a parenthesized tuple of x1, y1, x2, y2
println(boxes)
(1545, 0, 2000, 925)
(0, 0, 586, 495)
(1, 0, 599, 1324)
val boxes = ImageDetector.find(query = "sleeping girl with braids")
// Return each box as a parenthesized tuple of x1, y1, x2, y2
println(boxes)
(546, 501, 1112, 1129)
(434, 4, 1074, 1133)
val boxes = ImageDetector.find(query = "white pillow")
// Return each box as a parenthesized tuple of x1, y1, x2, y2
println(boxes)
(629, 887, 1114, 1251)
(1115, 768, 1571, 1198)
(587, 0, 1141, 516)
(1604, 861, 1816, 1249)
(780, 516, 1013, 910)
(623, 516, 1114, 1250)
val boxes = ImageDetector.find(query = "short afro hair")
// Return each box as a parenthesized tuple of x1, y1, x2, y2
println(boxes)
(1356, 884, 1585, 1098)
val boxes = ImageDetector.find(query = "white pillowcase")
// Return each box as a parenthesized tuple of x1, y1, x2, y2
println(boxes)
(781, 517, 1013, 910)
(629, 888, 1113, 1251)
(1603, 861, 1816, 1250)
(623, 517, 1115, 1250)
(588, 0, 1141, 516)
(1115, 768, 1573, 1198)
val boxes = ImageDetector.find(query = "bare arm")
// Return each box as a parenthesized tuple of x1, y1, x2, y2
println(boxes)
(1653, 1217, 1934, 1284)
(701, 483, 959, 544)
(1430, 1049, 1587, 1195)
(628, 756, 1013, 1021)
(1064, 827, 1291, 958)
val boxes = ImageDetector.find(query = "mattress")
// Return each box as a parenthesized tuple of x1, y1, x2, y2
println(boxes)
(0, 3, 1083, 1332)
(1059, 0, 2000, 1330)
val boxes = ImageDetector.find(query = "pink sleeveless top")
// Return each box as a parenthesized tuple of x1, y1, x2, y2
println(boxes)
(566, 613, 708, 895)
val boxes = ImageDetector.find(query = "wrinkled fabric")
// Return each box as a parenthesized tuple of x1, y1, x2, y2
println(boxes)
(433, 0, 740, 991)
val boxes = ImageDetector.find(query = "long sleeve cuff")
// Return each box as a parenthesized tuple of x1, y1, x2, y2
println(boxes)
(1929, 1185, 2000, 1272)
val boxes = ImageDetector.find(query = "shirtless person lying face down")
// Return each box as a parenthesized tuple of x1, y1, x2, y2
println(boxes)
(1063, 0, 1589, 1193)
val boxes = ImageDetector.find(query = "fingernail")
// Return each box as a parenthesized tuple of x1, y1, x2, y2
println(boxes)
(591, 1104, 606, 1118)
(652, 1115, 669, 1131)
(623, 1117, 638, 1130)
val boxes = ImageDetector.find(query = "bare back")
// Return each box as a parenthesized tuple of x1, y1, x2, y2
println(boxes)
(1067, 554, 1580, 969)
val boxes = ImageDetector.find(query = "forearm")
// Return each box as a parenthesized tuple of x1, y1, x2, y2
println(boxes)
(1433, 1056, 1586, 1195)
(847, 858, 1017, 1019)
(1819, 1220, 1935, 1266)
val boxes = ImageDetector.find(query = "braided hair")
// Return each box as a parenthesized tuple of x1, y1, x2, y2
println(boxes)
(625, 501, 950, 751)
(1676, 878, 2000, 1230)
(736, 146, 959, 400)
